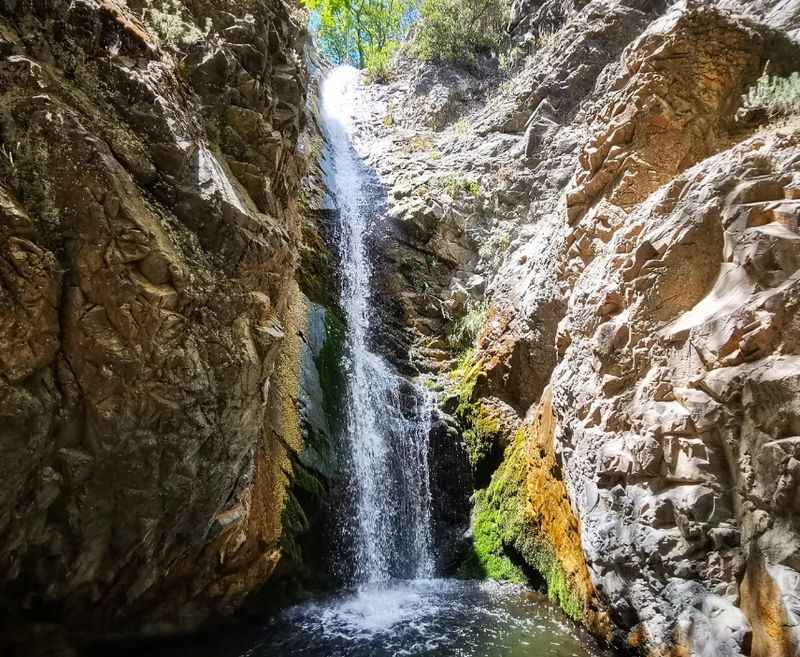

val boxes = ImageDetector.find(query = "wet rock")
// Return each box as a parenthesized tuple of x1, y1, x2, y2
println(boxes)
(428, 409, 473, 572)
(0, 0, 323, 647)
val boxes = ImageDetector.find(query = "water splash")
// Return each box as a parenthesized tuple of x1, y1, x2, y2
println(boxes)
(262, 579, 606, 657)
(320, 66, 435, 582)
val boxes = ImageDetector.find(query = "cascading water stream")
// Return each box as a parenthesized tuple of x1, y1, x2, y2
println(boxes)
(320, 66, 435, 583)
(132, 66, 608, 657)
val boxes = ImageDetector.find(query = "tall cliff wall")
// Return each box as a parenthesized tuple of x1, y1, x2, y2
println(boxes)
(0, 0, 336, 651)
(351, 1, 800, 655)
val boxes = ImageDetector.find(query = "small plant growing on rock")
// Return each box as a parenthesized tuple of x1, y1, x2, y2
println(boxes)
(408, 134, 435, 152)
(449, 301, 489, 349)
(0, 144, 17, 178)
(440, 175, 481, 198)
(535, 26, 560, 50)
(141, 0, 209, 50)
(742, 69, 800, 119)
(496, 226, 514, 252)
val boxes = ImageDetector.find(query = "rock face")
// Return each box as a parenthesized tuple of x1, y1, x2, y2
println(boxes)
(0, 0, 333, 648)
(352, 0, 800, 655)
(558, 127, 800, 657)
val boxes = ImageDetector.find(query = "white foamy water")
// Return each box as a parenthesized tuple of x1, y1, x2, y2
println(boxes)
(320, 66, 435, 582)
(129, 580, 608, 657)
(262, 579, 605, 657)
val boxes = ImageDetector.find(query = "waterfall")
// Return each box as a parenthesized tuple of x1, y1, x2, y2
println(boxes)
(320, 66, 435, 583)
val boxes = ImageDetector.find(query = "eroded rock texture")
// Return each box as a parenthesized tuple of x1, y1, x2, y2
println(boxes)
(0, 0, 325, 646)
(351, 0, 800, 655)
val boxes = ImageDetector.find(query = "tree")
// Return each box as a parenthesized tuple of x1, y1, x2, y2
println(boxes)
(414, 0, 509, 63)
(304, 0, 414, 69)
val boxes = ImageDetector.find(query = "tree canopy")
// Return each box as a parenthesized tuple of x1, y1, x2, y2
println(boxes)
(414, 0, 509, 63)
(303, 0, 415, 69)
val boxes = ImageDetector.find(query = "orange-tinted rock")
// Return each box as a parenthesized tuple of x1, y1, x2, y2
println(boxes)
(0, 0, 316, 644)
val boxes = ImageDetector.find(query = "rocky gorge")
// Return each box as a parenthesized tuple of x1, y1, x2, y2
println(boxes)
(1, 1, 800, 657)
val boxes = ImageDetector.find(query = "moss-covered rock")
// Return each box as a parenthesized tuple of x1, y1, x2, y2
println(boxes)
(315, 308, 347, 436)
(462, 405, 502, 475)
(277, 296, 347, 586)
(458, 388, 593, 623)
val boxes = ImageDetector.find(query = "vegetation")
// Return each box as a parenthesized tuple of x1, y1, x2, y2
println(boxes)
(460, 489, 527, 582)
(365, 40, 398, 82)
(140, 0, 210, 50)
(448, 348, 484, 405)
(304, 0, 414, 71)
(448, 301, 488, 349)
(439, 175, 481, 199)
(407, 134, 436, 152)
(446, 347, 504, 483)
(459, 401, 503, 484)
(305, 0, 512, 69)
(742, 70, 800, 118)
(458, 427, 527, 582)
(414, 0, 510, 63)
(315, 309, 348, 435)
(459, 425, 586, 621)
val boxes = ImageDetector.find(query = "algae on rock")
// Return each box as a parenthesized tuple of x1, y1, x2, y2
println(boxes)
(458, 390, 593, 623)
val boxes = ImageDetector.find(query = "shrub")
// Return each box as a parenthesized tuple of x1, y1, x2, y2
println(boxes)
(742, 70, 800, 118)
(414, 0, 510, 63)
(365, 41, 397, 83)
(141, 0, 209, 50)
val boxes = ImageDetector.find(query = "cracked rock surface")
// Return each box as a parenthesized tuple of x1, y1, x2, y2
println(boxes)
(0, 0, 318, 646)
(347, 1, 800, 655)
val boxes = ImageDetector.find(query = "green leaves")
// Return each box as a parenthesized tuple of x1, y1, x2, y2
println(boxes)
(414, 0, 509, 63)
(305, 0, 413, 70)
(365, 41, 399, 83)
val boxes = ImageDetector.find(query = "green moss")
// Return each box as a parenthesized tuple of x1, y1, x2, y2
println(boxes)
(459, 491, 526, 582)
(280, 305, 346, 580)
(458, 427, 585, 621)
(460, 402, 501, 475)
(292, 458, 327, 501)
(511, 522, 584, 621)
(449, 348, 483, 404)
(459, 430, 527, 581)
(298, 213, 338, 309)
(315, 309, 347, 435)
